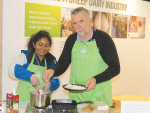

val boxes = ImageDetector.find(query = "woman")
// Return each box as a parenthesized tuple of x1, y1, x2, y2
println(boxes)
(8, 30, 60, 101)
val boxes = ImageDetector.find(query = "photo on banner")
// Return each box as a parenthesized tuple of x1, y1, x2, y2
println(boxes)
(111, 13, 128, 38)
(128, 16, 146, 39)
(61, 7, 74, 38)
(92, 11, 111, 35)
(24, 2, 61, 38)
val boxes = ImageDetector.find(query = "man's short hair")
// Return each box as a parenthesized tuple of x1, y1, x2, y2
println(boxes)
(71, 7, 90, 18)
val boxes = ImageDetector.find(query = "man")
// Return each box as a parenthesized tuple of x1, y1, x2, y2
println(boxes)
(43, 7, 120, 106)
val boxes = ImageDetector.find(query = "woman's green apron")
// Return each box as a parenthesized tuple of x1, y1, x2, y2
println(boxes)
(69, 39, 112, 106)
(16, 54, 47, 101)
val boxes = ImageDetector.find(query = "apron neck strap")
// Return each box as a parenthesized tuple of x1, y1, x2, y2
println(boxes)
(31, 53, 47, 67)
(31, 53, 35, 64)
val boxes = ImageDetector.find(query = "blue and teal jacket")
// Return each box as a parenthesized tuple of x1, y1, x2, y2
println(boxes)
(8, 50, 60, 92)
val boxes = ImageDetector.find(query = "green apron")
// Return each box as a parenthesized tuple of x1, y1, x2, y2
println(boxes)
(69, 39, 112, 106)
(16, 54, 47, 101)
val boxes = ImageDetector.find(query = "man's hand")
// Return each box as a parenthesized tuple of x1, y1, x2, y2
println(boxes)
(86, 78, 96, 91)
(42, 69, 54, 82)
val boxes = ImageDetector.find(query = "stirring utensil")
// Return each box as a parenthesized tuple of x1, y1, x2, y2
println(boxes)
(35, 84, 40, 94)
(42, 82, 50, 90)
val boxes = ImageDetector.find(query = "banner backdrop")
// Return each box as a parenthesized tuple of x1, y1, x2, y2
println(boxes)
(24, 2, 146, 39)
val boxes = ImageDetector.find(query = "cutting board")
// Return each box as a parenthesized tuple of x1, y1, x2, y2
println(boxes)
(82, 104, 95, 112)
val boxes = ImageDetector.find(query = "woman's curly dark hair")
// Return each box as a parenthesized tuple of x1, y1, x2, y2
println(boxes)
(27, 30, 52, 52)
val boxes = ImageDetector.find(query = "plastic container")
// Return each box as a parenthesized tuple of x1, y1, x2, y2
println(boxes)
(93, 102, 109, 113)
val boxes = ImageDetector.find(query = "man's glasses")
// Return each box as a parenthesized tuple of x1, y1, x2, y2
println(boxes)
(70, 7, 89, 14)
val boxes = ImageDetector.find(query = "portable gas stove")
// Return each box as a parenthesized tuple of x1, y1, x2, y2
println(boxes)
(25, 103, 78, 113)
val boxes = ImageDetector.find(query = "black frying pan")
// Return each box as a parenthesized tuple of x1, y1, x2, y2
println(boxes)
(52, 99, 92, 109)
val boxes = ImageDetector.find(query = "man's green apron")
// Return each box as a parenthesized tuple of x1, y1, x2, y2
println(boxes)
(16, 54, 47, 101)
(69, 39, 112, 106)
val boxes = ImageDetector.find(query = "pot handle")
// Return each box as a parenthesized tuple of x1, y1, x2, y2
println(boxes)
(77, 101, 93, 104)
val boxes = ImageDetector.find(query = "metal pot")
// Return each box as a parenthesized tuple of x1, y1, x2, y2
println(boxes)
(30, 90, 51, 109)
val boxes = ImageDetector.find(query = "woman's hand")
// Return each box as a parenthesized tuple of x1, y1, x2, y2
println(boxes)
(42, 82, 50, 90)
(86, 78, 96, 91)
(42, 69, 54, 82)
(30, 75, 40, 91)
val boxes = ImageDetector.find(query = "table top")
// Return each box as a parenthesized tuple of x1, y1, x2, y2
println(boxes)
(19, 101, 87, 113)
(18, 101, 118, 113)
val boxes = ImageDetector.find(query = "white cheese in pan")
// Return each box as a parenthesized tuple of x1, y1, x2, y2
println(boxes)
(65, 84, 86, 90)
